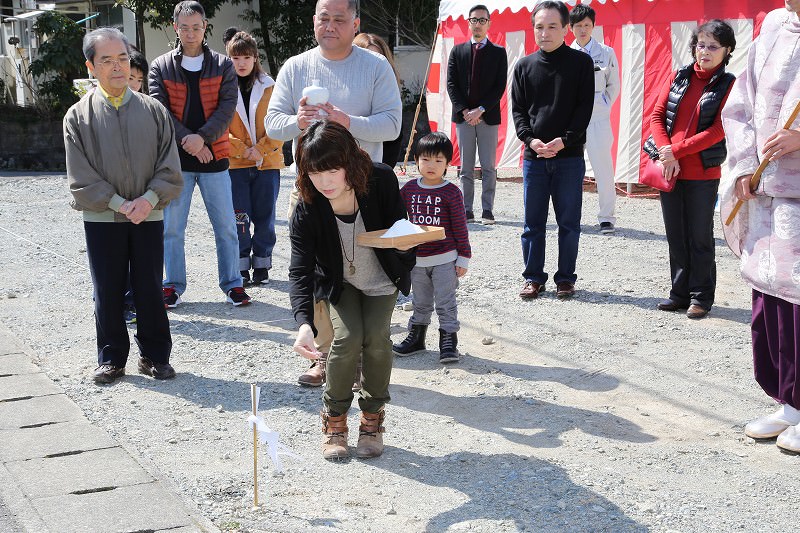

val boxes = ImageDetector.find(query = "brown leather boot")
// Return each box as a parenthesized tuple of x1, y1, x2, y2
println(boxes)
(356, 408, 385, 458)
(321, 410, 349, 460)
(297, 352, 327, 387)
(351, 357, 362, 392)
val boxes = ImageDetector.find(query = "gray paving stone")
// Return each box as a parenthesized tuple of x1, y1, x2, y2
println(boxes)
(0, 394, 85, 430)
(0, 353, 40, 376)
(6, 446, 153, 499)
(0, 325, 26, 356)
(0, 463, 48, 533)
(32, 482, 193, 533)
(0, 420, 117, 462)
(0, 373, 63, 401)
(157, 526, 204, 533)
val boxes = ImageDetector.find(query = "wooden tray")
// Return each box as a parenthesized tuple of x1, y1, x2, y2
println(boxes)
(356, 225, 445, 248)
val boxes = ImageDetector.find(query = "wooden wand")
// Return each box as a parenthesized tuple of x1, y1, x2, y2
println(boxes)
(725, 100, 800, 226)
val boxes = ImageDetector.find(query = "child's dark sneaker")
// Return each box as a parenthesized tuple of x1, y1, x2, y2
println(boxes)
(252, 268, 269, 284)
(123, 304, 137, 324)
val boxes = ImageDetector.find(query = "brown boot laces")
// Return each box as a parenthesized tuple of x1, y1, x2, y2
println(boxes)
(359, 411, 385, 437)
(322, 412, 347, 437)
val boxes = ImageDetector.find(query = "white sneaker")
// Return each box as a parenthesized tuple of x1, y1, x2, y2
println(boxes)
(745, 404, 800, 439)
(777, 424, 800, 453)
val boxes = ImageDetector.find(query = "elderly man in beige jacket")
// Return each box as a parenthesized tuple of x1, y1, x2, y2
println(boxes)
(64, 27, 183, 384)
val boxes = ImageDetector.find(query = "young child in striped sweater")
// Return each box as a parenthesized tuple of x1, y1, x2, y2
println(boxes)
(394, 132, 471, 363)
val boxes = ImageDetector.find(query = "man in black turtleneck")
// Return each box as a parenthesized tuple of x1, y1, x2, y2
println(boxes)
(511, 0, 594, 301)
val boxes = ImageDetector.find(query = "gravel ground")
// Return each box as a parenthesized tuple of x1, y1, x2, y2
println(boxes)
(0, 169, 798, 532)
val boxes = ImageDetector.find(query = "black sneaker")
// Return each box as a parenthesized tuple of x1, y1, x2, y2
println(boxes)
(465, 210, 475, 223)
(600, 222, 615, 234)
(227, 287, 251, 306)
(93, 364, 125, 384)
(481, 210, 495, 225)
(163, 286, 181, 309)
(241, 270, 251, 285)
(123, 304, 137, 324)
(252, 268, 269, 284)
(138, 357, 176, 380)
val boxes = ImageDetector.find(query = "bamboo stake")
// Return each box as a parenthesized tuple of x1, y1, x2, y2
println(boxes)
(251, 383, 259, 508)
(401, 21, 442, 174)
(725, 100, 800, 226)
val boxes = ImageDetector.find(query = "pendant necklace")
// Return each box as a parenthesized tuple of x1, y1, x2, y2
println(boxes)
(337, 192, 357, 275)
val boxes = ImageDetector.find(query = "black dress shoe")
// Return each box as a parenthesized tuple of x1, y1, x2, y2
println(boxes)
(93, 364, 125, 384)
(138, 357, 176, 380)
(657, 299, 688, 312)
(686, 304, 709, 319)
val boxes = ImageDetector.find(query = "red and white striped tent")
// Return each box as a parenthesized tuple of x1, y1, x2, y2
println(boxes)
(426, 0, 783, 183)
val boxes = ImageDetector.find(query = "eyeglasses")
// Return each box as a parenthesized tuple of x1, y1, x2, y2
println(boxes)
(695, 43, 723, 52)
(177, 24, 205, 34)
(96, 55, 130, 68)
(468, 17, 489, 25)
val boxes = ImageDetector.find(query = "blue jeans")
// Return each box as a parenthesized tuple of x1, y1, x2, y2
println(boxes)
(521, 157, 585, 285)
(163, 170, 243, 294)
(229, 167, 281, 271)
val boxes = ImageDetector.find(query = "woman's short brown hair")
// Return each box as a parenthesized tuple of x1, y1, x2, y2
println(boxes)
(295, 120, 373, 203)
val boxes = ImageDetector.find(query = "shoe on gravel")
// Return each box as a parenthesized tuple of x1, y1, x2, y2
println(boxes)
(123, 304, 137, 324)
(163, 286, 181, 309)
(252, 268, 269, 284)
(438, 329, 459, 363)
(137, 357, 176, 380)
(94, 364, 125, 384)
(745, 405, 800, 439)
(392, 324, 427, 356)
(226, 287, 251, 306)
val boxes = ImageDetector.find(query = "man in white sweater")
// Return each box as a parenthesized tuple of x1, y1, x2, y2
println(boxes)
(266, 0, 402, 388)
(265, 0, 401, 162)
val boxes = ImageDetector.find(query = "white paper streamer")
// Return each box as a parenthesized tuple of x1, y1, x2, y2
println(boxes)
(247, 414, 302, 473)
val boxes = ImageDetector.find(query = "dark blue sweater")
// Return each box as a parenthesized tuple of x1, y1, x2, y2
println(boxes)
(511, 43, 595, 160)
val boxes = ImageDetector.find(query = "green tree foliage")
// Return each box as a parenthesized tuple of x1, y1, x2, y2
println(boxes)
(235, 0, 316, 76)
(115, 0, 228, 57)
(28, 11, 85, 114)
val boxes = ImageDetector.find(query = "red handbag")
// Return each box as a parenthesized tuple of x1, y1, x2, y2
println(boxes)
(640, 158, 676, 192)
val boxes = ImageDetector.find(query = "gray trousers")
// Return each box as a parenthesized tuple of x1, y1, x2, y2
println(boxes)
(409, 262, 460, 333)
(456, 121, 499, 213)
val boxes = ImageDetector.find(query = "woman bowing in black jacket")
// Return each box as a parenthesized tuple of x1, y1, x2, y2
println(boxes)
(289, 120, 414, 460)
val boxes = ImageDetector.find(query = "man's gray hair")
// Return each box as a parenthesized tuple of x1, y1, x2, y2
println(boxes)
(315, 0, 358, 15)
(173, 1, 206, 22)
(82, 27, 130, 63)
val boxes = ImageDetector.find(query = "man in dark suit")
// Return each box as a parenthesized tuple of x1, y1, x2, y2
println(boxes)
(446, 4, 508, 225)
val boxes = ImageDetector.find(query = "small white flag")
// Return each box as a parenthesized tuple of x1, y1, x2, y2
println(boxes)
(247, 415, 302, 473)
(248, 386, 301, 473)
